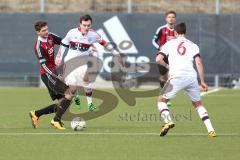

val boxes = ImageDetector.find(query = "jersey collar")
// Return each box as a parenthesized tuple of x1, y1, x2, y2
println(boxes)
(177, 36, 186, 40)
(78, 27, 88, 36)
(166, 24, 174, 31)
(38, 36, 48, 42)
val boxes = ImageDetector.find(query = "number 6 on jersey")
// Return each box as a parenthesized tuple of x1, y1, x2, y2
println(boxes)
(177, 42, 186, 55)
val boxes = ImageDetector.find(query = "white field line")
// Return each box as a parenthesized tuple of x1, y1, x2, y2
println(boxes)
(200, 88, 220, 97)
(0, 132, 239, 136)
(203, 95, 239, 97)
(0, 88, 233, 137)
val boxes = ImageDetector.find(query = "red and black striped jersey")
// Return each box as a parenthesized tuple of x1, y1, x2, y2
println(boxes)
(152, 24, 176, 50)
(34, 33, 62, 76)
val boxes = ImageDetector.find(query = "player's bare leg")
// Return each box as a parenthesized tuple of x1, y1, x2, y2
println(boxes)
(159, 74, 167, 88)
(157, 59, 172, 107)
(160, 74, 172, 107)
(193, 101, 216, 137)
(83, 73, 99, 112)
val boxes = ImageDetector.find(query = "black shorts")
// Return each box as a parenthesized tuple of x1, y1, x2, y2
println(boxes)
(157, 64, 168, 75)
(156, 53, 169, 75)
(41, 73, 68, 101)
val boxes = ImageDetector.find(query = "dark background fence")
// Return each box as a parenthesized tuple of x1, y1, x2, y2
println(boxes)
(0, 13, 239, 87)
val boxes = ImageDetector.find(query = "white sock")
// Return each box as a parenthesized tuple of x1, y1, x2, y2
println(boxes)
(196, 106, 215, 132)
(203, 119, 214, 133)
(84, 83, 93, 105)
(158, 102, 172, 123)
(86, 96, 92, 105)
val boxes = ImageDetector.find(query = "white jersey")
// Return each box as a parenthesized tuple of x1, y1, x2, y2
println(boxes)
(61, 28, 105, 62)
(160, 36, 200, 78)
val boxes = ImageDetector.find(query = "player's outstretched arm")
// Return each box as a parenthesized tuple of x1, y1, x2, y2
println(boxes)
(195, 56, 208, 92)
(100, 41, 124, 67)
(110, 48, 124, 67)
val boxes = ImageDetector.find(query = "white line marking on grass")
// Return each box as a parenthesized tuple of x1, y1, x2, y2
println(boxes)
(0, 132, 239, 136)
(205, 95, 239, 97)
(200, 88, 220, 97)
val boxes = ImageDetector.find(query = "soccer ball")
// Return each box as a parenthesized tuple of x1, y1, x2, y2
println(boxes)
(71, 117, 86, 131)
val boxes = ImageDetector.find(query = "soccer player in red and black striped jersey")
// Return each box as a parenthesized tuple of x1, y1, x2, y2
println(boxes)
(152, 10, 176, 83)
(29, 21, 74, 130)
(152, 10, 176, 51)
(152, 10, 176, 106)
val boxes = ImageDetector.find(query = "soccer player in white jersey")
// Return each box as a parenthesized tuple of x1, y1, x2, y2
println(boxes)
(55, 14, 123, 112)
(156, 22, 216, 137)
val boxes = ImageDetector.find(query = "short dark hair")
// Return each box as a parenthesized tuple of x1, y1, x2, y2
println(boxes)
(34, 20, 47, 31)
(80, 14, 92, 23)
(174, 22, 186, 34)
(165, 10, 176, 17)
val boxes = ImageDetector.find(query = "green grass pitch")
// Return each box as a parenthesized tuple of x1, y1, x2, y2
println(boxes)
(0, 87, 239, 160)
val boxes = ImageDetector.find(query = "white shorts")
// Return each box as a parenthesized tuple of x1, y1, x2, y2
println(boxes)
(161, 77, 201, 102)
(64, 65, 88, 86)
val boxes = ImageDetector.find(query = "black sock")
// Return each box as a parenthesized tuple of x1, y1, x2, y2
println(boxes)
(54, 98, 71, 121)
(35, 104, 57, 117)
(160, 81, 165, 88)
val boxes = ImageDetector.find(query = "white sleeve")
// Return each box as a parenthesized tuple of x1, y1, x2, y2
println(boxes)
(93, 32, 102, 43)
(61, 30, 72, 45)
(55, 30, 71, 65)
(192, 44, 200, 56)
(55, 45, 67, 65)
(160, 42, 169, 56)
